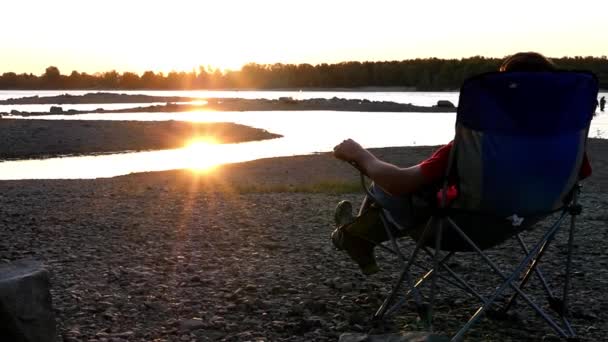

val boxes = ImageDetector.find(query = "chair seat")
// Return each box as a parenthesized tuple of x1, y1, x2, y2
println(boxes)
(406, 213, 544, 252)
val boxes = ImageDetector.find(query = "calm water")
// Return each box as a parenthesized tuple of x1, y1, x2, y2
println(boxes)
(0, 90, 606, 180)
(0, 110, 457, 179)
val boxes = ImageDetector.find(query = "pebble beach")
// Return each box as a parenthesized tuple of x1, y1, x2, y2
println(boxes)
(1, 139, 607, 341)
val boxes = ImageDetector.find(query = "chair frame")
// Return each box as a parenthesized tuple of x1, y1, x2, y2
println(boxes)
(357, 172, 583, 341)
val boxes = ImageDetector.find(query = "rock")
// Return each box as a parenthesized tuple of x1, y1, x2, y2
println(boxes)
(279, 97, 296, 104)
(49, 106, 63, 114)
(179, 318, 205, 331)
(338, 332, 450, 342)
(435, 100, 455, 108)
(0, 259, 56, 342)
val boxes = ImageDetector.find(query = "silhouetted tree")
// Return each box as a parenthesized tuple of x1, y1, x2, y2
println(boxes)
(0, 57, 607, 90)
(41, 66, 62, 88)
(119, 72, 141, 89)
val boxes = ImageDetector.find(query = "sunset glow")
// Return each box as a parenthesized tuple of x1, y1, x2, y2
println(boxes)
(2, 0, 607, 74)
(183, 137, 222, 172)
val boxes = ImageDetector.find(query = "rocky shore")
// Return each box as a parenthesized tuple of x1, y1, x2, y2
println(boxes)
(0, 92, 456, 116)
(0, 93, 197, 105)
(0, 140, 607, 341)
(0, 119, 281, 160)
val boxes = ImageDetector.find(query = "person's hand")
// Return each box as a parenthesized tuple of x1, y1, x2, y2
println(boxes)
(333, 139, 366, 164)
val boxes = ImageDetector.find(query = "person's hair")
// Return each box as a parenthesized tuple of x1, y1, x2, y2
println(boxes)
(499, 52, 557, 72)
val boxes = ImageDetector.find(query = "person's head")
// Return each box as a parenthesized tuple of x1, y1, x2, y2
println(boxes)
(499, 52, 557, 72)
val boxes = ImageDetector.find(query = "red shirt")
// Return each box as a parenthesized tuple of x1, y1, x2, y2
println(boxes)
(419, 141, 592, 204)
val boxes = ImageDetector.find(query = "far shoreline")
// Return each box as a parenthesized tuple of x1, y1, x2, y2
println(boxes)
(0, 86, 454, 92)
(0, 92, 457, 115)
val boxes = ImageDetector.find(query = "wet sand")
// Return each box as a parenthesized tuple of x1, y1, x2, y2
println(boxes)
(0, 140, 607, 341)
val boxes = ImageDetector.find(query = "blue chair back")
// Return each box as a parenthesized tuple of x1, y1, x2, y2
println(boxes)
(452, 71, 598, 216)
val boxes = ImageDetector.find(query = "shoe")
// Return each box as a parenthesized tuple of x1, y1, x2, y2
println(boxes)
(331, 226, 379, 275)
(331, 205, 387, 276)
(334, 200, 354, 227)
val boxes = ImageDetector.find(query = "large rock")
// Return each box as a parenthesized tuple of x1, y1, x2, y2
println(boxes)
(49, 106, 63, 114)
(0, 260, 56, 342)
(338, 332, 449, 342)
(435, 100, 455, 108)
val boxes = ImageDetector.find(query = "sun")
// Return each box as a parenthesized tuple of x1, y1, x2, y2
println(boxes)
(183, 137, 222, 172)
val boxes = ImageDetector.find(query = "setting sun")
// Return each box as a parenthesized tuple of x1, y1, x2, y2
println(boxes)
(183, 137, 222, 172)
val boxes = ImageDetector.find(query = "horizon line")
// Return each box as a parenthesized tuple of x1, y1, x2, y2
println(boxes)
(4, 54, 608, 77)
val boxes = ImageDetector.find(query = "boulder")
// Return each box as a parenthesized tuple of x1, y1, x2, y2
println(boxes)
(436, 100, 455, 108)
(278, 97, 297, 104)
(49, 106, 63, 114)
(338, 332, 449, 342)
(0, 260, 56, 342)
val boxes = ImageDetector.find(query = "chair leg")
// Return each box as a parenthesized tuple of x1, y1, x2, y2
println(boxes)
(446, 216, 572, 341)
(373, 215, 429, 321)
(375, 221, 485, 324)
(420, 248, 488, 304)
(383, 251, 461, 320)
(514, 234, 556, 300)
(503, 197, 580, 338)
(426, 216, 445, 331)
(373, 257, 422, 321)
(560, 193, 581, 337)
(374, 217, 441, 321)
(501, 233, 558, 313)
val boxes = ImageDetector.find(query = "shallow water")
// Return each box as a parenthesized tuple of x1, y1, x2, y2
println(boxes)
(0, 90, 606, 180)
(0, 111, 456, 179)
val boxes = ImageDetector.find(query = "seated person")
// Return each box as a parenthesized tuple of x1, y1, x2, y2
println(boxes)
(331, 52, 592, 275)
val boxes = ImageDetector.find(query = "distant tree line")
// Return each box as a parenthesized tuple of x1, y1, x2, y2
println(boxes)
(1, 56, 607, 91)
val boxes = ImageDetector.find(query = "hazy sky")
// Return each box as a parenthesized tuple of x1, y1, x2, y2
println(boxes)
(2, 0, 607, 74)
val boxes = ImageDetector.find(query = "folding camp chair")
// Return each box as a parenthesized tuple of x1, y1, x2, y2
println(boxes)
(351, 71, 598, 341)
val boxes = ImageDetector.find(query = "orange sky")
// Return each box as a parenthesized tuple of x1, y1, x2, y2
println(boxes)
(3, 0, 607, 74)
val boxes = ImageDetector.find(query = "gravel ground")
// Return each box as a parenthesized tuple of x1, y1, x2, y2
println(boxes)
(0, 140, 607, 341)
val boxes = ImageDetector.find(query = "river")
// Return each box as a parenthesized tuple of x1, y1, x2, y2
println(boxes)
(0, 90, 606, 180)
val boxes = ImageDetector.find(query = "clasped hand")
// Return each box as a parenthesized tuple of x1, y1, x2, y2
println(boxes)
(333, 138, 365, 164)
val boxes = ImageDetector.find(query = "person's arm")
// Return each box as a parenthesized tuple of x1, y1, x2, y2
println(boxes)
(333, 139, 429, 195)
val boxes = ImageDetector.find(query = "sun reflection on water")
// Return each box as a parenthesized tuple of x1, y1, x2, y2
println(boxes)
(182, 137, 222, 172)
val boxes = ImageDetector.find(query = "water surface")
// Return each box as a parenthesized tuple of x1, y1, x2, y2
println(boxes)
(1, 90, 606, 180)
(0, 110, 456, 179)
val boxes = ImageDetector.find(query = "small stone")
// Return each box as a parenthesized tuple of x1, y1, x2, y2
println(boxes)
(179, 319, 205, 331)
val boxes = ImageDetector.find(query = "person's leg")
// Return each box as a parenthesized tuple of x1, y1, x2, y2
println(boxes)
(332, 183, 434, 275)
(371, 183, 437, 231)
(331, 203, 385, 275)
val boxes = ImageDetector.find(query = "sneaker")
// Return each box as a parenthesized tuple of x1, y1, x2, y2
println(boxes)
(334, 200, 354, 227)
